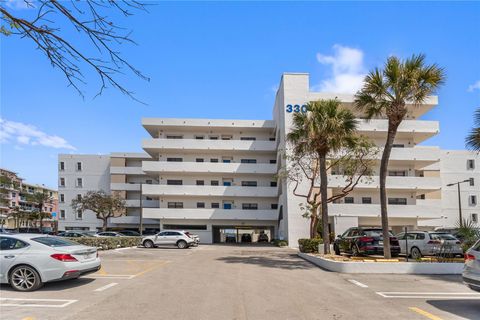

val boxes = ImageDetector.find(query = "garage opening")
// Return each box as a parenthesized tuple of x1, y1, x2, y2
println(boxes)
(212, 226, 273, 244)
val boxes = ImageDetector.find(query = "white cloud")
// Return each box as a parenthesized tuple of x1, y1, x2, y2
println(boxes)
(468, 80, 480, 92)
(313, 44, 366, 94)
(0, 118, 76, 150)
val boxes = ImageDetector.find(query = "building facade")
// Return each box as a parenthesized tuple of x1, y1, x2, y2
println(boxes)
(57, 73, 479, 246)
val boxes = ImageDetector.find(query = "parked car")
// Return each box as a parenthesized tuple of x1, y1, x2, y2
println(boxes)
(184, 232, 200, 246)
(0, 234, 100, 291)
(258, 233, 269, 243)
(58, 231, 97, 238)
(225, 234, 236, 243)
(141, 230, 195, 249)
(464, 240, 480, 292)
(18, 228, 42, 234)
(95, 232, 125, 237)
(333, 227, 400, 256)
(241, 233, 252, 243)
(117, 230, 141, 237)
(396, 231, 463, 259)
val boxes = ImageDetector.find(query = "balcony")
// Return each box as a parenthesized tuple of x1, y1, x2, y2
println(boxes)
(329, 199, 441, 219)
(142, 139, 276, 155)
(142, 184, 278, 198)
(142, 161, 277, 175)
(124, 199, 159, 208)
(388, 146, 440, 165)
(110, 166, 145, 175)
(356, 119, 439, 143)
(111, 183, 141, 191)
(142, 208, 279, 221)
(328, 175, 441, 192)
(109, 215, 158, 225)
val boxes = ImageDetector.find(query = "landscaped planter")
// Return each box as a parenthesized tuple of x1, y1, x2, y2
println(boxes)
(298, 252, 464, 274)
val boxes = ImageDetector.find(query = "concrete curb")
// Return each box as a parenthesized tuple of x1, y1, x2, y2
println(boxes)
(298, 252, 464, 274)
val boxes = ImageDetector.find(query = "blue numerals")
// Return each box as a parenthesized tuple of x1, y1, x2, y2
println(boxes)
(286, 104, 307, 113)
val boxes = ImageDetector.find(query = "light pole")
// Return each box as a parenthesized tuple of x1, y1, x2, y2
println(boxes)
(446, 179, 471, 227)
(139, 182, 143, 236)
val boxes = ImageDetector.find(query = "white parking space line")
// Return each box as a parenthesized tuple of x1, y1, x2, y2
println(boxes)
(0, 298, 77, 308)
(347, 279, 368, 288)
(376, 292, 480, 299)
(88, 274, 134, 279)
(94, 282, 118, 292)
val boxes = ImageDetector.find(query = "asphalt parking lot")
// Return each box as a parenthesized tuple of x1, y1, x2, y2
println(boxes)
(0, 245, 478, 320)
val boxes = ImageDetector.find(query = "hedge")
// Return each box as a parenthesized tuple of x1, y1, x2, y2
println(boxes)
(73, 237, 142, 250)
(272, 239, 288, 247)
(298, 238, 323, 253)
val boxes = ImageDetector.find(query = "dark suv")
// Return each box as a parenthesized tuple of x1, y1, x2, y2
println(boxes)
(333, 227, 400, 256)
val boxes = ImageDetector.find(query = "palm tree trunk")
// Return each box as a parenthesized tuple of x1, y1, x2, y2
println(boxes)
(318, 152, 330, 254)
(379, 120, 400, 259)
(310, 207, 319, 238)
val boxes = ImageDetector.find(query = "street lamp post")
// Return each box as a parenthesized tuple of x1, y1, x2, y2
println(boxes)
(139, 182, 143, 236)
(446, 179, 471, 227)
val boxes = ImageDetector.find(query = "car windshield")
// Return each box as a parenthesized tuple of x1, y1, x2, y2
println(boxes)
(431, 233, 457, 240)
(362, 230, 394, 237)
(32, 236, 78, 247)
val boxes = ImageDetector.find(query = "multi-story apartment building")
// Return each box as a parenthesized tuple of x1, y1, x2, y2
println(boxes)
(57, 73, 478, 246)
(0, 168, 58, 230)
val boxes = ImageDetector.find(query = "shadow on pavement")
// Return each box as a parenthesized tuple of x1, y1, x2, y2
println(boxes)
(217, 253, 314, 270)
(0, 277, 96, 292)
(427, 299, 480, 319)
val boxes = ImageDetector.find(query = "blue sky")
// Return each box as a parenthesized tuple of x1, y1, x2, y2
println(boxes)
(1, 1, 479, 189)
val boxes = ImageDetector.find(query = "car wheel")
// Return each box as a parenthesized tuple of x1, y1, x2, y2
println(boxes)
(9, 265, 43, 292)
(177, 240, 187, 249)
(410, 247, 422, 259)
(334, 244, 341, 255)
(143, 240, 154, 248)
(351, 244, 360, 257)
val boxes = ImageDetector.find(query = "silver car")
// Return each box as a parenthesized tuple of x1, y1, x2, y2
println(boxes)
(0, 234, 101, 291)
(464, 240, 480, 292)
(142, 230, 195, 249)
(396, 231, 463, 259)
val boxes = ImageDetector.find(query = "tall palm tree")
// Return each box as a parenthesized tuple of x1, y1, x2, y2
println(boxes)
(287, 99, 358, 253)
(466, 108, 480, 152)
(355, 54, 445, 258)
(28, 191, 52, 231)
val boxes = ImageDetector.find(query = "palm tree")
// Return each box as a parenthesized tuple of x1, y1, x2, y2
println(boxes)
(355, 54, 445, 258)
(28, 191, 53, 231)
(287, 99, 358, 253)
(466, 108, 480, 152)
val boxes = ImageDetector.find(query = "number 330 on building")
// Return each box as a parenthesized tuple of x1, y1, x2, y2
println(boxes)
(286, 104, 307, 113)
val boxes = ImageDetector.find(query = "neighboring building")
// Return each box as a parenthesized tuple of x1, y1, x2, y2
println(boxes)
(57, 73, 478, 245)
(0, 168, 58, 230)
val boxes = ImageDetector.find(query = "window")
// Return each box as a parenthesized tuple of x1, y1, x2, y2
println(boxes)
(60, 178, 65, 187)
(146, 180, 153, 184)
(59, 162, 65, 171)
(240, 137, 256, 141)
(60, 194, 65, 202)
(76, 162, 82, 171)
(211, 203, 220, 209)
(166, 135, 183, 139)
(242, 203, 258, 210)
(195, 135, 204, 140)
(472, 214, 478, 223)
(344, 197, 354, 204)
(470, 178, 475, 186)
(269, 137, 275, 141)
(223, 202, 232, 209)
(467, 159, 475, 170)
(209, 136, 219, 140)
(223, 181, 232, 186)
(222, 159, 231, 163)
(270, 159, 277, 164)
(392, 144, 405, 148)
(197, 202, 205, 208)
(167, 202, 183, 208)
(469, 195, 477, 206)
(271, 203, 278, 209)
(146, 196, 153, 201)
(241, 159, 257, 164)
(167, 157, 183, 162)
(0, 237, 28, 250)
(163, 224, 207, 230)
(60, 209, 65, 219)
(167, 180, 182, 185)
(196, 158, 204, 163)
(388, 171, 406, 177)
(210, 158, 219, 163)
(241, 181, 257, 187)
(221, 135, 232, 140)
(76, 210, 83, 220)
(77, 194, 82, 201)
(211, 180, 219, 186)
(196, 180, 204, 186)
(362, 197, 372, 204)
(270, 181, 277, 187)
(388, 198, 407, 205)
(76, 178, 83, 188)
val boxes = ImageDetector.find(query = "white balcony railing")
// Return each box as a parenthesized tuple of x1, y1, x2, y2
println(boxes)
(142, 161, 277, 175)
(142, 139, 276, 153)
(357, 119, 439, 135)
(110, 183, 141, 191)
(388, 146, 440, 163)
(110, 166, 145, 175)
(124, 200, 159, 208)
(142, 184, 278, 198)
(328, 175, 441, 191)
(142, 208, 279, 221)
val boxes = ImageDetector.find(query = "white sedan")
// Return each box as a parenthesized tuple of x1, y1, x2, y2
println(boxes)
(0, 234, 101, 291)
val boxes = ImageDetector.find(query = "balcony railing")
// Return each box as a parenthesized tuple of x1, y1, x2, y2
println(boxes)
(328, 175, 441, 191)
(142, 184, 278, 198)
(110, 167, 145, 175)
(142, 161, 277, 175)
(142, 208, 279, 220)
(124, 199, 159, 208)
(142, 139, 276, 154)
(110, 183, 141, 191)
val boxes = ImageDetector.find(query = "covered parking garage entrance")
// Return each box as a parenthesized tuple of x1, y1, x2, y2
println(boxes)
(212, 226, 274, 244)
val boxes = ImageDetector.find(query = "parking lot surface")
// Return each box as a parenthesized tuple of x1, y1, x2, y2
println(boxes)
(1, 245, 478, 320)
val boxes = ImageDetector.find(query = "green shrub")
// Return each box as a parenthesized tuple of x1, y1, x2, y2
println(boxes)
(298, 238, 323, 253)
(73, 237, 141, 250)
(273, 239, 288, 247)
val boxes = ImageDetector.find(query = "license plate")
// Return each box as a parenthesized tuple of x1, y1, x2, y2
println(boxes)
(379, 241, 383, 245)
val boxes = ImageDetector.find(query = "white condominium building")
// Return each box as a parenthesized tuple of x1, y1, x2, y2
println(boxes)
(57, 73, 479, 246)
